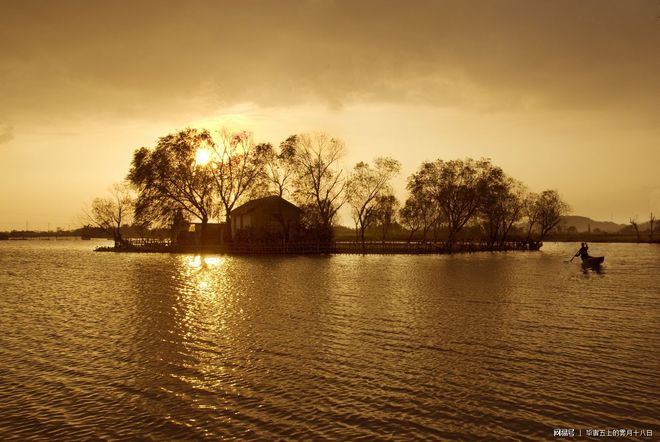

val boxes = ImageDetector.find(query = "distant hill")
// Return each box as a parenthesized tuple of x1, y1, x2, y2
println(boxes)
(558, 216, 626, 234)
(335, 216, 650, 238)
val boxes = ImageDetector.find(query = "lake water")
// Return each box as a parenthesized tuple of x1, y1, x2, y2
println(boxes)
(0, 240, 658, 440)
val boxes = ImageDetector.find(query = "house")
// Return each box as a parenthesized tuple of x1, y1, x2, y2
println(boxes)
(170, 196, 303, 247)
(230, 195, 302, 242)
(175, 222, 227, 247)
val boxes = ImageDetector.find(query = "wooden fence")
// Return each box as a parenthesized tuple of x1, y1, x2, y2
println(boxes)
(334, 241, 541, 254)
(123, 238, 172, 250)
(111, 242, 541, 255)
(116, 238, 541, 255)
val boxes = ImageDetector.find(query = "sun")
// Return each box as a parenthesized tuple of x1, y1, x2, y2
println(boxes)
(195, 147, 211, 166)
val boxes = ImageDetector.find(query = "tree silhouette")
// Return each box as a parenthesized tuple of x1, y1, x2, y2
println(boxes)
(86, 182, 133, 247)
(346, 157, 400, 246)
(372, 194, 399, 243)
(262, 135, 298, 198)
(291, 133, 347, 244)
(128, 128, 217, 242)
(629, 216, 641, 242)
(649, 212, 655, 242)
(524, 192, 541, 242)
(536, 190, 570, 241)
(479, 172, 526, 247)
(399, 196, 426, 243)
(209, 129, 270, 241)
(411, 158, 494, 247)
(405, 163, 442, 243)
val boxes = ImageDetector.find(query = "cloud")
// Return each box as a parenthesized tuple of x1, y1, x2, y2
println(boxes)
(1, 0, 659, 123)
(0, 123, 14, 144)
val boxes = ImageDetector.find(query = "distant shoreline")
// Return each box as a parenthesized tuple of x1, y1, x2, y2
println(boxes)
(544, 234, 659, 244)
(0, 236, 88, 241)
(2, 234, 658, 245)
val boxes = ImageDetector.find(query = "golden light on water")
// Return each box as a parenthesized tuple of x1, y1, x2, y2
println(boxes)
(185, 255, 223, 269)
(181, 255, 227, 297)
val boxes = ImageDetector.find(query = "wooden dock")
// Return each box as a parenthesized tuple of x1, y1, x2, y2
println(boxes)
(98, 239, 542, 255)
(334, 241, 541, 255)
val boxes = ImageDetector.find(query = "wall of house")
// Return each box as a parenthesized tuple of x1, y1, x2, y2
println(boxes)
(232, 214, 252, 237)
(175, 222, 226, 246)
(230, 197, 303, 242)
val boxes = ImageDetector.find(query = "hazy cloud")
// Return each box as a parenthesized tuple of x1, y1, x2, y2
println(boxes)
(0, 123, 14, 144)
(1, 0, 659, 122)
(1, 0, 659, 227)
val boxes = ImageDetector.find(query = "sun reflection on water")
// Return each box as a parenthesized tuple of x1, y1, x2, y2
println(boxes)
(179, 255, 228, 297)
(185, 255, 224, 269)
(170, 254, 253, 403)
(173, 254, 248, 331)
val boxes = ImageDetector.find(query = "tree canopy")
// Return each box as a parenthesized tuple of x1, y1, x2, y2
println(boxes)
(346, 157, 400, 244)
(127, 128, 217, 228)
(86, 182, 134, 247)
(210, 129, 270, 231)
(290, 132, 347, 243)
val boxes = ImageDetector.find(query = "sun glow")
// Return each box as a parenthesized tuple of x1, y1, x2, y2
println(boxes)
(185, 255, 224, 269)
(195, 147, 211, 166)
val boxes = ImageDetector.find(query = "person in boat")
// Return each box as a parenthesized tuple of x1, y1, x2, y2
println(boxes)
(574, 242, 591, 260)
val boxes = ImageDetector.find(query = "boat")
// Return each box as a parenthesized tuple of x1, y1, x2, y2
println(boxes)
(581, 256, 605, 267)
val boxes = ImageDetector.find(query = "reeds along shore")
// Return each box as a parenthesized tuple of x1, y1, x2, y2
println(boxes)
(95, 239, 542, 255)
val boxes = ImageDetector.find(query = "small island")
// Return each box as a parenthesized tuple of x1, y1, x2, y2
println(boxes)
(87, 129, 563, 255)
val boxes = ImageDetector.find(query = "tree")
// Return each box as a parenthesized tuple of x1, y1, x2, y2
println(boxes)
(262, 135, 298, 198)
(650, 212, 656, 242)
(128, 128, 217, 242)
(87, 182, 134, 248)
(629, 216, 641, 242)
(372, 194, 399, 243)
(209, 129, 270, 240)
(291, 132, 347, 243)
(399, 196, 425, 243)
(409, 158, 493, 247)
(479, 171, 526, 247)
(346, 157, 401, 245)
(478, 165, 508, 246)
(524, 192, 541, 242)
(536, 190, 570, 241)
(437, 158, 495, 246)
(498, 180, 526, 245)
(405, 163, 442, 243)
(132, 216, 152, 242)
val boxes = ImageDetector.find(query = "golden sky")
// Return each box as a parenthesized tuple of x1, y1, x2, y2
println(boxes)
(1, 0, 659, 229)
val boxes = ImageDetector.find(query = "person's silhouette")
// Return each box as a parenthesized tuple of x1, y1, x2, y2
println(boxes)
(574, 242, 591, 260)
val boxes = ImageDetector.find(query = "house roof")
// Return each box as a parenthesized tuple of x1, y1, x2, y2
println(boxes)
(230, 195, 302, 216)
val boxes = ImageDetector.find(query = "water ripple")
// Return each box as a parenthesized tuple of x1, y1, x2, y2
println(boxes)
(0, 240, 658, 440)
